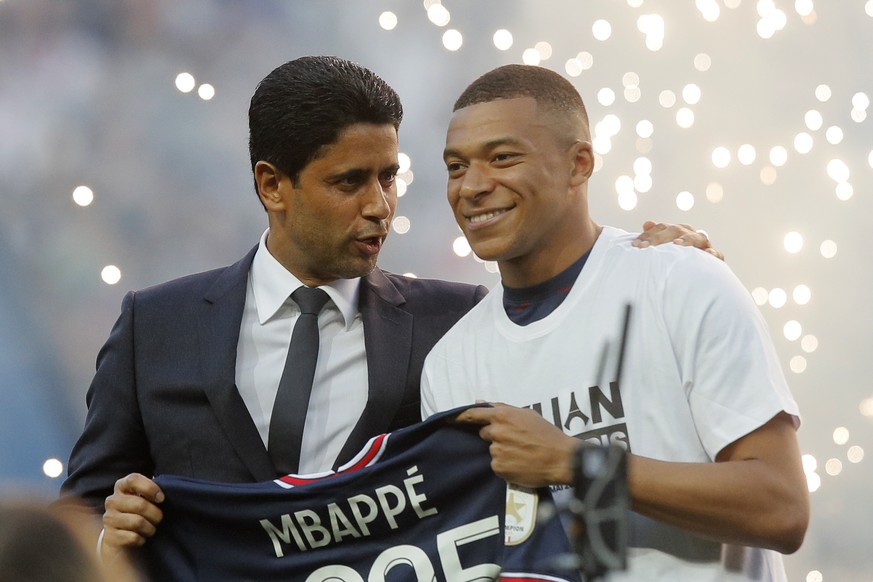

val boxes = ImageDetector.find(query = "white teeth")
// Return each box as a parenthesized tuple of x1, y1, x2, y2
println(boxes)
(469, 210, 503, 224)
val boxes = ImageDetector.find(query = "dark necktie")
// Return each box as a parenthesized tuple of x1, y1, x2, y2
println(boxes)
(268, 286, 330, 475)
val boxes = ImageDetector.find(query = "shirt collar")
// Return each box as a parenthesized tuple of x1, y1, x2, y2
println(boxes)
(250, 229, 361, 329)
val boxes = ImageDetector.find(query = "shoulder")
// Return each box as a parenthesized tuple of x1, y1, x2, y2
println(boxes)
(128, 247, 255, 308)
(373, 269, 489, 307)
(598, 225, 728, 281)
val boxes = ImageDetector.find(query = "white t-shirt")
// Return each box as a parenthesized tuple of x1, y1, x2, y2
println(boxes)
(421, 226, 799, 582)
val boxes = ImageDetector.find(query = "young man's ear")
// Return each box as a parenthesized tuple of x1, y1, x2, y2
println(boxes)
(569, 140, 595, 186)
(254, 161, 286, 211)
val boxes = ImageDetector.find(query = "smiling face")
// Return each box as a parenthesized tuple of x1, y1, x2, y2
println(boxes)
(444, 97, 596, 287)
(258, 122, 400, 286)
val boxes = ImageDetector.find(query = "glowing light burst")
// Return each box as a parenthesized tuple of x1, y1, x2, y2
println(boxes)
(769, 145, 788, 166)
(819, 240, 837, 258)
(835, 182, 853, 201)
(452, 236, 471, 257)
(737, 144, 756, 165)
(175, 72, 195, 93)
(783, 320, 802, 341)
(804, 109, 822, 131)
(101, 265, 121, 285)
(534, 41, 553, 60)
(392, 215, 411, 234)
(769, 287, 788, 308)
(592, 19, 612, 41)
(784, 231, 804, 254)
(675, 108, 694, 128)
(676, 191, 694, 211)
(637, 14, 665, 51)
(398, 152, 411, 173)
(442, 29, 463, 51)
(636, 120, 654, 138)
(802, 454, 821, 493)
(705, 182, 724, 203)
(659, 90, 677, 108)
(43, 458, 64, 478)
(825, 126, 843, 145)
(711, 146, 731, 168)
(790, 355, 807, 373)
(72, 185, 94, 207)
(522, 48, 541, 65)
(752, 287, 769, 306)
(826, 159, 849, 182)
(793, 284, 812, 305)
(682, 84, 702, 105)
(760, 166, 778, 186)
(565, 59, 583, 77)
(427, 3, 450, 26)
(197, 84, 215, 100)
(378, 11, 398, 30)
(493, 29, 513, 50)
(696, 0, 721, 22)
(795, 0, 814, 17)
(597, 88, 616, 107)
(793, 132, 813, 154)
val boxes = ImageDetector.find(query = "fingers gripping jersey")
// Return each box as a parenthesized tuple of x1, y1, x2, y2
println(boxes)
(147, 406, 580, 582)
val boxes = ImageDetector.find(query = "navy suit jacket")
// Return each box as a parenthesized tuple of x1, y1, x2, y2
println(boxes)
(62, 247, 487, 511)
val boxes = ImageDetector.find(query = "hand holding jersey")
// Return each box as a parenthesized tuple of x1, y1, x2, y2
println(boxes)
(455, 404, 578, 489)
(100, 473, 164, 559)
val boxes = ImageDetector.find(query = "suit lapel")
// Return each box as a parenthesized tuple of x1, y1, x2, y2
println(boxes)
(335, 269, 412, 466)
(198, 246, 277, 482)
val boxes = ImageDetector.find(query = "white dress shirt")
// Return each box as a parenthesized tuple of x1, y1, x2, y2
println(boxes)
(235, 230, 368, 474)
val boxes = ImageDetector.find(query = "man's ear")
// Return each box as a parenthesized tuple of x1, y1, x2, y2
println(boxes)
(254, 161, 286, 211)
(569, 140, 595, 186)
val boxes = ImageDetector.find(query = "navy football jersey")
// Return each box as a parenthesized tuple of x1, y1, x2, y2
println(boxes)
(147, 406, 581, 582)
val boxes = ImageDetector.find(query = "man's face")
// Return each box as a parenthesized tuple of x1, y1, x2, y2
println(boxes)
(270, 123, 399, 286)
(443, 97, 581, 275)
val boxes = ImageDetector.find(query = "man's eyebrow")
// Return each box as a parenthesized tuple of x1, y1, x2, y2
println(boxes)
(326, 163, 400, 182)
(325, 168, 368, 183)
(443, 137, 526, 160)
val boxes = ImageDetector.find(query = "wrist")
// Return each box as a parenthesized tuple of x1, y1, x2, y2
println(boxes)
(555, 437, 582, 485)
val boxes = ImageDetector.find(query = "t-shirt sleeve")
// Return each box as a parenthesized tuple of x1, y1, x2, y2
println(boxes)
(660, 252, 799, 459)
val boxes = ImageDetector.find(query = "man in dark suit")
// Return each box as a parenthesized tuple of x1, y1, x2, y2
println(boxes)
(61, 56, 488, 561)
(60, 56, 716, 564)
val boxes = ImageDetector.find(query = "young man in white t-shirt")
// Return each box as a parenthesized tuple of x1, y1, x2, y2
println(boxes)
(421, 64, 809, 581)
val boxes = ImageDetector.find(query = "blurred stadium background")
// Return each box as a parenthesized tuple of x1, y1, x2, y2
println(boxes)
(1, 1, 871, 579)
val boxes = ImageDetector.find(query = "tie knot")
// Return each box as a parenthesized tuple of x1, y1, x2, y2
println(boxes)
(291, 287, 330, 315)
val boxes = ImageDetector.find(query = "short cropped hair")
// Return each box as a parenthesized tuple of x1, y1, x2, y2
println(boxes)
(248, 56, 403, 199)
(453, 64, 589, 138)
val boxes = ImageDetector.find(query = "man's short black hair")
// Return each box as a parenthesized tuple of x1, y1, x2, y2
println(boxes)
(248, 56, 403, 201)
(453, 64, 588, 135)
